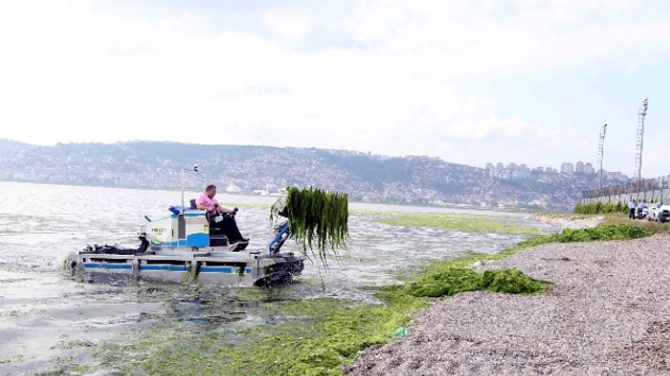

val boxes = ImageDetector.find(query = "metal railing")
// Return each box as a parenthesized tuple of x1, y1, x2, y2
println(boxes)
(582, 175, 670, 201)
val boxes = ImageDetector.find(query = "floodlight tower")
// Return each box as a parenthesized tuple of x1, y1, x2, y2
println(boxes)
(634, 97, 648, 188)
(598, 123, 607, 189)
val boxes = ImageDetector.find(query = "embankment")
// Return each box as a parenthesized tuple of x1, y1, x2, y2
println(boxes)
(345, 233, 670, 375)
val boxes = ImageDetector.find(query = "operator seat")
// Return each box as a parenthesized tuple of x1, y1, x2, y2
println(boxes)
(191, 197, 226, 236)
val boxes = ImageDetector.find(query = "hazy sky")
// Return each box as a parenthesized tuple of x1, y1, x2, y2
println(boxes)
(1, 0, 668, 177)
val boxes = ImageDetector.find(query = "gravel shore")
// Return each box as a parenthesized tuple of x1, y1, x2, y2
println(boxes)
(529, 213, 604, 229)
(345, 234, 670, 375)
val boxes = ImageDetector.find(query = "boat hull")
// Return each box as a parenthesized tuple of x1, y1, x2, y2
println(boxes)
(64, 250, 305, 287)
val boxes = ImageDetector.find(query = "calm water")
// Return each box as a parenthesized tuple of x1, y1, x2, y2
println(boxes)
(0, 182, 542, 375)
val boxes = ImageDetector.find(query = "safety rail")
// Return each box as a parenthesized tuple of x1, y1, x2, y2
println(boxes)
(581, 175, 670, 204)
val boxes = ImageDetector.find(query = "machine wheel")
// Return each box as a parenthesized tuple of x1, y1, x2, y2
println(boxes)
(63, 258, 85, 277)
(63, 260, 77, 276)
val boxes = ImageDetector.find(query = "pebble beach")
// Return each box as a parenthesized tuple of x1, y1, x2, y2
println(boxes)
(345, 218, 670, 376)
(529, 213, 605, 229)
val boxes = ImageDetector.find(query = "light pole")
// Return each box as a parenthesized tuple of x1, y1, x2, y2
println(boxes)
(634, 97, 648, 190)
(598, 123, 607, 190)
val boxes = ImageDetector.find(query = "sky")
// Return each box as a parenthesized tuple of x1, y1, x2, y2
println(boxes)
(1, 0, 669, 178)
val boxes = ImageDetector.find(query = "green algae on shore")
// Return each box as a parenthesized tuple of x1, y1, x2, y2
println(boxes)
(369, 211, 547, 235)
(96, 268, 547, 375)
(93, 224, 655, 376)
(400, 267, 550, 298)
(508, 223, 652, 248)
(97, 267, 548, 376)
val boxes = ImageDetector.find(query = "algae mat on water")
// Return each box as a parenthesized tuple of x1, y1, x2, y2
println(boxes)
(99, 295, 430, 376)
(370, 211, 547, 235)
(97, 269, 548, 376)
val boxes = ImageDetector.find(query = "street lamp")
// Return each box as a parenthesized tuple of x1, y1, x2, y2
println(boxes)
(598, 123, 607, 190)
(634, 97, 648, 189)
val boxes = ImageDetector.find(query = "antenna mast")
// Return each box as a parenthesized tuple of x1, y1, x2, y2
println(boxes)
(634, 97, 648, 188)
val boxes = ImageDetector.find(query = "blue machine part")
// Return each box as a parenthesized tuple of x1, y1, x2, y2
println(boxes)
(168, 206, 200, 215)
(150, 232, 209, 248)
(199, 266, 253, 274)
(155, 208, 207, 221)
(186, 232, 209, 247)
(268, 222, 290, 255)
(84, 263, 132, 270)
(139, 265, 189, 271)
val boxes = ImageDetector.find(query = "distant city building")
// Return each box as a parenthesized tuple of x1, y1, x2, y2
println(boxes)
(512, 170, 530, 179)
(561, 162, 574, 175)
(606, 171, 628, 183)
(584, 162, 595, 175)
(487, 162, 532, 181)
(486, 157, 615, 180)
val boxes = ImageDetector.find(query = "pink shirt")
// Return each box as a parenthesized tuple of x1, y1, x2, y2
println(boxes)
(196, 193, 218, 211)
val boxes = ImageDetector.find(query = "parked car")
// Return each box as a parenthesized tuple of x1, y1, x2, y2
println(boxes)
(648, 203, 661, 221)
(636, 203, 649, 220)
(648, 199, 670, 222)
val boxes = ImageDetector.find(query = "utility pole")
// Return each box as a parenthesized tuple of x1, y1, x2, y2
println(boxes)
(634, 97, 648, 189)
(598, 123, 607, 189)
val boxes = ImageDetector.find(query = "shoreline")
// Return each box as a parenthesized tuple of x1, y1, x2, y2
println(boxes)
(345, 232, 670, 375)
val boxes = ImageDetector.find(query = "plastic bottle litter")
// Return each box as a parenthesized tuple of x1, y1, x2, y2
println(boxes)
(393, 326, 407, 338)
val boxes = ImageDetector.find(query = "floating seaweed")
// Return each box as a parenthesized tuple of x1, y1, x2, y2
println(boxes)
(270, 187, 349, 265)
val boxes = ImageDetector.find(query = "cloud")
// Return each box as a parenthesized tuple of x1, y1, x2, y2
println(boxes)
(263, 11, 311, 42)
(446, 117, 533, 141)
(0, 0, 668, 177)
(341, 0, 670, 79)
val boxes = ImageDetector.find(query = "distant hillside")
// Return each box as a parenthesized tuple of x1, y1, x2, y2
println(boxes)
(0, 139, 601, 209)
(0, 138, 37, 158)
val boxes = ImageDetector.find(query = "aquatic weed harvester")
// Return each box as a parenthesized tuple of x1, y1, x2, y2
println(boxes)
(64, 166, 349, 287)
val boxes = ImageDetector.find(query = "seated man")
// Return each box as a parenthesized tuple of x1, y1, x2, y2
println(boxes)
(195, 184, 248, 244)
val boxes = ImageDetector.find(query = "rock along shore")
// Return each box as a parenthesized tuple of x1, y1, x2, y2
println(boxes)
(345, 232, 670, 375)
